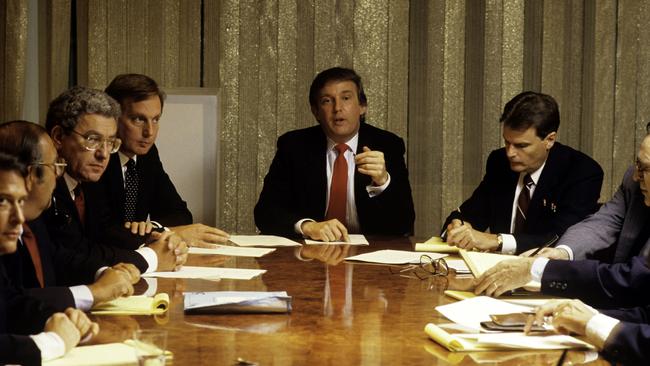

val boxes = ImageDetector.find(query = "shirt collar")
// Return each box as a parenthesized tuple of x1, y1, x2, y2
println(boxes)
(63, 172, 79, 195)
(524, 160, 547, 185)
(326, 132, 359, 154)
(118, 151, 137, 167)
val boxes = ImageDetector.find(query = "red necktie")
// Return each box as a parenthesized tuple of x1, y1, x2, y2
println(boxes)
(74, 185, 85, 227)
(22, 225, 44, 288)
(326, 144, 349, 225)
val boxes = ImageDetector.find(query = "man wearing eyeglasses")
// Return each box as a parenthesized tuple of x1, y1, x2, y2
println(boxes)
(42, 86, 187, 276)
(522, 126, 650, 263)
(99, 73, 230, 248)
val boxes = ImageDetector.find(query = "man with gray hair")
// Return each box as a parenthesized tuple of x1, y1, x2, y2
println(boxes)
(42, 86, 187, 277)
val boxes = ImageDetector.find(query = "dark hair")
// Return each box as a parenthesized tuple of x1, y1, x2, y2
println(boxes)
(105, 73, 166, 110)
(309, 67, 367, 122)
(0, 121, 49, 180)
(0, 151, 28, 178)
(45, 86, 121, 133)
(500, 91, 560, 139)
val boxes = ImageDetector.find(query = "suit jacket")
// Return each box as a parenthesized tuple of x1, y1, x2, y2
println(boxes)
(558, 166, 650, 263)
(541, 256, 650, 309)
(42, 177, 149, 274)
(442, 142, 603, 253)
(98, 145, 192, 229)
(0, 262, 55, 365)
(254, 123, 415, 237)
(599, 320, 650, 365)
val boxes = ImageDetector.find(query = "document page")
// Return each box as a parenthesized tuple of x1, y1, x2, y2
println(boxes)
(435, 296, 533, 332)
(142, 266, 266, 280)
(345, 249, 447, 264)
(460, 249, 539, 287)
(229, 235, 301, 247)
(304, 234, 369, 245)
(188, 246, 275, 257)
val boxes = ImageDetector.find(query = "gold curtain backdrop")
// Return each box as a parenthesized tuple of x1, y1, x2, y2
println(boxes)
(3, 0, 650, 237)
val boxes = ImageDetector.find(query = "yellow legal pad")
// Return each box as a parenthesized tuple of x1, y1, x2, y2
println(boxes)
(91, 293, 169, 315)
(458, 249, 539, 288)
(414, 236, 459, 254)
(43, 340, 173, 366)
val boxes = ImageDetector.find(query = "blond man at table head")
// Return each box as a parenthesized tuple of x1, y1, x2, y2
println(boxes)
(254, 66, 415, 242)
(101, 73, 230, 248)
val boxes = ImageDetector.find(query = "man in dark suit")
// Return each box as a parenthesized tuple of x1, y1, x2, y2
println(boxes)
(254, 67, 415, 241)
(0, 151, 98, 364)
(0, 120, 138, 310)
(100, 73, 229, 248)
(443, 91, 603, 254)
(42, 86, 187, 275)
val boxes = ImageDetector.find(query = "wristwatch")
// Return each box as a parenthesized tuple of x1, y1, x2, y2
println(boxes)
(495, 234, 503, 252)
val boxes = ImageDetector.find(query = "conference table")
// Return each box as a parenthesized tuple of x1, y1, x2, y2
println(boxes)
(91, 237, 610, 365)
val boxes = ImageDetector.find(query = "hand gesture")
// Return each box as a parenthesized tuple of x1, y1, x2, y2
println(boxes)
(171, 223, 230, 248)
(301, 219, 349, 242)
(88, 267, 135, 305)
(124, 221, 153, 236)
(473, 257, 536, 296)
(355, 146, 388, 186)
(147, 231, 188, 271)
(528, 300, 599, 346)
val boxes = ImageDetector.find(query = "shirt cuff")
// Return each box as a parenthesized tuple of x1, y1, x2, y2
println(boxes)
(554, 244, 574, 260)
(136, 247, 158, 273)
(30, 332, 66, 361)
(530, 257, 550, 282)
(150, 221, 170, 232)
(500, 234, 517, 254)
(142, 277, 158, 297)
(366, 172, 391, 197)
(94, 266, 108, 281)
(69, 285, 94, 311)
(586, 313, 620, 349)
(295, 218, 315, 236)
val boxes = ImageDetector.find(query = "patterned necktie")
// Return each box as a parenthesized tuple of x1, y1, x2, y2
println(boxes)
(73, 185, 85, 227)
(22, 225, 44, 288)
(514, 173, 534, 234)
(124, 159, 138, 222)
(326, 144, 349, 225)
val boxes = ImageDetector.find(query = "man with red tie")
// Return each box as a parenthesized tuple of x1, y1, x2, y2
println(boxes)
(254, 67, 415, 241)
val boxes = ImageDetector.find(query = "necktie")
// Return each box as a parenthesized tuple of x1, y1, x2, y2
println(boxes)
(514, 174, 533, 234)
(73, 185, 85, 227)
(326, 144, 349, 225)
(124, 159, 138, 222)
(22, 225, 44, 288)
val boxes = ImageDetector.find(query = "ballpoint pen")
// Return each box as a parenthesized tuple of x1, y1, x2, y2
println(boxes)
(441, 207, 463, 241)
(528, 234, 560, 257)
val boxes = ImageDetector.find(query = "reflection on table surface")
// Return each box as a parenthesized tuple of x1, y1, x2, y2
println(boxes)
(90, 237, 609, 365)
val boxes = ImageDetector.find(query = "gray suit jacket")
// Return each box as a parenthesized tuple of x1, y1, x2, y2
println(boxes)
(558, 166, 650, 262)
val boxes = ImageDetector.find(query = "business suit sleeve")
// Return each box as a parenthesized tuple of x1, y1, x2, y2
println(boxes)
(356, 134, 415, 235)
(0, 334, 41, 365)
(600, 321, 650, 365)
(23, 287, 75, 312)
(254, 134, 307, 237)
(557, 167, 634, 260)
(541, 256, 650, 309)
(146, 145, 193, 227)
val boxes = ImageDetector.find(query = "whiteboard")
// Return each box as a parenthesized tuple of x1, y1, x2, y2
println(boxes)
(155, 90, 219, 226)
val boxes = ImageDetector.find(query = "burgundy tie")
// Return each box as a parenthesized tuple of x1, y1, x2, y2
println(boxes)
(22, 225, 44, 288)
(514, 174, 533, 234)
(326, 144, 349, 225)
(73, 185, 85, 227)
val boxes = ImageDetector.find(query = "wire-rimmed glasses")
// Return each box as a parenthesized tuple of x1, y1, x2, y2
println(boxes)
(388, 255, 449, 280)
(70, 129, 122, 153)
(32, 157, 67, 177)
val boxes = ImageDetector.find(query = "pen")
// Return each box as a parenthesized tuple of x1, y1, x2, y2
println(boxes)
(441, 207, 464, 241)
(528, 234, 560, 257)
(555, 349, 567, 366)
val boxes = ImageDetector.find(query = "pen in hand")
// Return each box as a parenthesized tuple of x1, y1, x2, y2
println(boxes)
(528, 234, 560, 257)
(441, 207, 463, 241)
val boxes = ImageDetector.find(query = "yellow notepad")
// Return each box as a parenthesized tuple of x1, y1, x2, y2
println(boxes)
(43, 341, 172, 366)
(415, 236, 459, 253)
(91, 293, 169, 315)
(459, 250, 538, 288)
(444, 290, 475, 301)
(424, 323, 491, 352)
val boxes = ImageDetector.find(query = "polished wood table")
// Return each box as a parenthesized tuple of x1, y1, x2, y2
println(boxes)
(91, 237, 609, 365)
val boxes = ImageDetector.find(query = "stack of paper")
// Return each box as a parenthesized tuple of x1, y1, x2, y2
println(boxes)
(459, 249, 539, 288)
(43, 341, 172, 366)
(414, 236, 460, 253)
(426, 296, 594, 351)
(229, 235, 301, 247)
(444, 290, 561, 307)
(91, 293, 169, 315)
(184, 291, 292, 314)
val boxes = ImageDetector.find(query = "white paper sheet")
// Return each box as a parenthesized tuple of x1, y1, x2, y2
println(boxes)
(435, 296, 535, 332)
(345, 249, 447, 264)
(142, 266, 266, 280)
(304, 234, 369, 245)
(229, 235, 301, 247)
(188, 246, 275, 257)
(445, 259, 471, 274)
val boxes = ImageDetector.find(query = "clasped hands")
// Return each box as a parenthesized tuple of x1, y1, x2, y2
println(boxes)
(445, 219, 500, 251)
